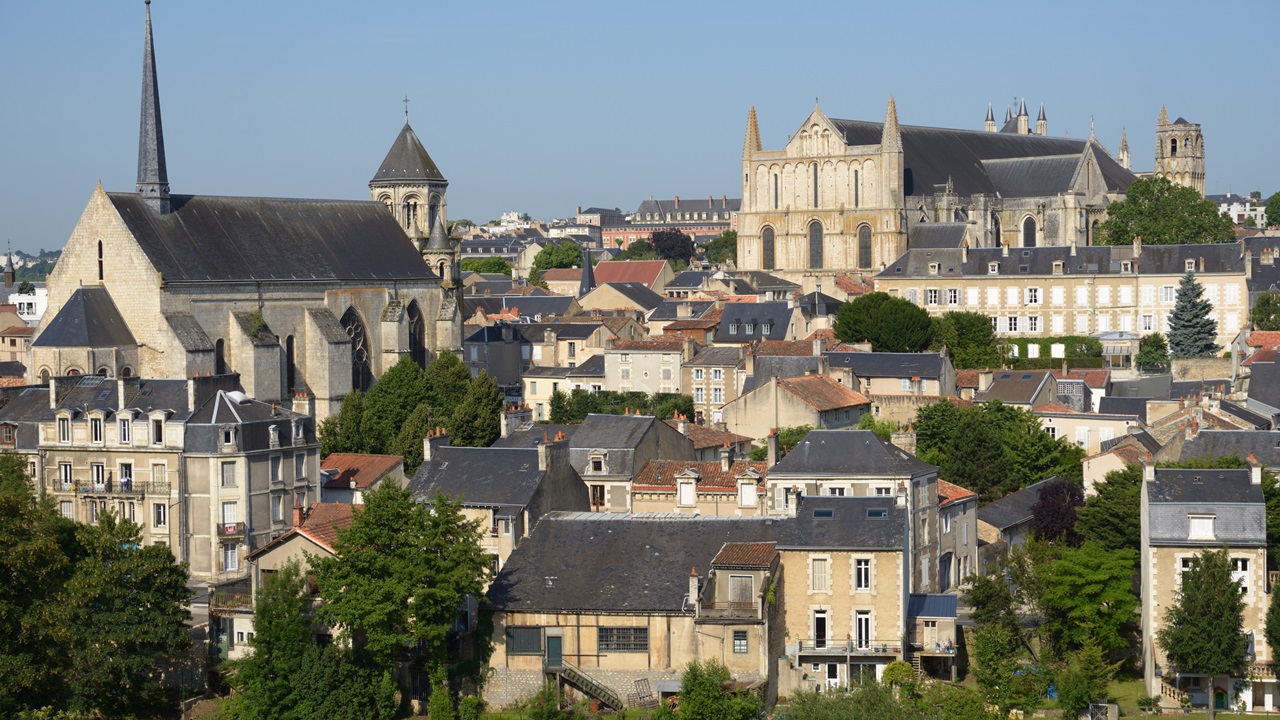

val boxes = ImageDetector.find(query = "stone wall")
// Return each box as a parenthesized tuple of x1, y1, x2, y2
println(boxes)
(1171, 357, 1233, 382)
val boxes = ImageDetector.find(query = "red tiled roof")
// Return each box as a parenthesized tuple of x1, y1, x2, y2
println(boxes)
(955, 369, 981, 388)
(1244, 348, 1280, 366)
(664, 420, 752, 450)
(0, 377, 27, 387)
(662, 309, 722, 331)
(320, 453, 403, 490)
(834, 274, 874, 297)
(712, 542, 778, 568)
(753, 340, 818, 357)
(613, 337, 695, 352)
(297, 502, 357, 552)
(595, 260, 667, 288)
(632, 459, 768, 491)
(541, 268, 582, 282)
(1034, 402, 1080, 414)
(777, 375, 871, 411)
(0, 326, 35, 337)
(1248, 331, 1280, 348)
(937, 479, 976, 508)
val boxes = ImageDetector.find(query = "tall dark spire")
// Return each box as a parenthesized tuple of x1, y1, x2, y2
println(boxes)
(137, 0, 170, 213)
(578, 247, 596, 297)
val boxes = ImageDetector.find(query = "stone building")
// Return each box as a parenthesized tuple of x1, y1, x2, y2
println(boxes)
(1153, 107, 1206, 196)
(30, 3, 460, 418)
(735, 99, 1141, 291)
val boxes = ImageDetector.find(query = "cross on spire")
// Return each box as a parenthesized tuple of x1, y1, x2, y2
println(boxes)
(404, 95, 410, 122)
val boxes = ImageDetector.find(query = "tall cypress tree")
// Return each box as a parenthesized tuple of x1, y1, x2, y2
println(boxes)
(1167, 271, 1221, 358)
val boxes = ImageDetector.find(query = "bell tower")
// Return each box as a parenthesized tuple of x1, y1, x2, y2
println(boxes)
(1153, 106, 1206, 196)
(370, 101, 448, 236)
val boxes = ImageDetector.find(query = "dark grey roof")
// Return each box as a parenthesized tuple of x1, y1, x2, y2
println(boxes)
(465, 281, 517, 296)
(489, 496, 902, 613)
(907, 594, 957, 619)
(797, 291, 843, 318)
(595, 282, 664, 311)
(569, 413, 655, 451)
(568, 354, 605, 377)
(1170, 379, 1231, 398)
(714, 302, 792, 343)
(908, 223, 967, 249)
(410, 446, 544, 512)
(1111, 375, 1174, 401)
(33, 287, 136, 348)
(878, 243, 1244, 281)
(491, 425, 580, 449)
(667, 271, 710, 289)
(688, 346, 744, 367)
(1219, 400, 1271, 430)
(1176, 431, 1280, 467)
(651, 300, 716, 321)
(824, 351, 944, 379)
(975, 370, 1052, 405)
(737, 271, 800, 291)
(977, 478, 1050, 532)
(425, 215, 450, 251)
(463, 324, 533, 345)
(770, 429, 936, 477)
(1099, 428, 1162, 456)
(135, 1, 167, 204)
(107, 192, 435, 283)
(0, 361, 25, 378)
(1146, 468, 1265, 546)
(371, 122, 444, 182)
(516, 322, 602, 341)
(1097, 396, 1148, 423)
(982, 155, 1081, 198)
(164, 313, 214, 352)
(1248, 362, 1280, 412)
(1148, 469, 1260, 504)
(0, 386, 53, 449)
(636, 197, 741, 217)
(741, 356, 820, 393)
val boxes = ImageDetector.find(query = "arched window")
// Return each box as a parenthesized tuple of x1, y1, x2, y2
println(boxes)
(341, 307, 373, 392)
(97, 241, 104, 282)
(428, 195, 441, 232)
(96, 367, 109, 377)
(992, 212, 1002, 247)
(119, 366, 132, 379)
(406, 301, 427, 368)
(215, 339, 227, 375)
(437, 260, 447, 279)
(285, 335, 296, 394)
(1090, 219, 1100, 246)
(1170, 138, 1178, 157)
(761, 227, 775, 270)
(808, 221, 824, 269)
(1022, 216, 1037, 248)
(402, 198, 418, 230)
(66, 368, 80, 376)
(858, 225, 872, 269)
(39, 368, 50, 384)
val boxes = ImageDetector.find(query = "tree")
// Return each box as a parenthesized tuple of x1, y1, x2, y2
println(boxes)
(1168, 271, 1221, 357)
(787, 684, 934, 720)
(1097, 176, 1235, 245)
(1242, 216, 1258, 228)
(526, 267, 548, 289)
(548, 389, 570, 424)
(62, 514, 192, 717)
(313, 484, 489, 672)
(1267, 193, 1280, 228)
(856, 413, 898, 441)
(223, 561, 315, 720)
(362, 355, 429, 453)
(834, 292, 936, 353)
(972, 624, 1042, 716)
(649, 229, 695, 264)
(526, 683, 567, 720)
(459, 257, 511, 275)
(1028, 477, 1084, 545)
(427, 672, 456, 720)
(1266, 580, 1280, 673)
(390, 402, 434, 475)
(653, 392, 694, 421)
(532, 242, 583, 272)
(449, 372, 503, 447)
(703, 231, 737, 265)
(1157, 548, 1248, 717)
(748, 425, 815, 461)
(881, 659, 915, 686)
(1055, 639, 1117, 719)
(1136, 332, 1171, 372)
(658, 660, 759, 720)
(0, 451, 32, 498)
(1075, 464, 1142, 552)
(423, 351, 472, 422)
(291, 644, 399, 720)
(16, 281, 34, 295)
(932, 311, 1001, 369)
(1039, 543, 1138, 657)
(617, 239, 661, 262)
(1251, 292, 1280, 331)
(319, 389, 369, 457)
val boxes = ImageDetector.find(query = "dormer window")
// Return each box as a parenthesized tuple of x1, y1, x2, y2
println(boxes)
(590, 455, 604, 473)
(729, 323, 739, 335)
(269, 425, 280, 449)
(0, 425, 14, 446)
(58, 417, 70, 444)
(1185, 259, 1196, 272)
(928, 262, 939, 275)
(988, 262, 999, 275)
(90, 418, 103, 444)
(1121, 261, 1132, 273)
(1052, 260, 1064, 275)
(738, 480, 757, 508)
(1188, 514, 1215, 540)
(221, 428, 236, 447)
(118, 418, 131, 445)
(678, 479, 696, 507)
(294, 421, 304, 440)
(151, 419, 164, 446)
(745, 323, 755, 334)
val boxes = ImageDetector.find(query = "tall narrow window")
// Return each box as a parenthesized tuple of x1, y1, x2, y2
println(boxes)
(761, 227, 775, 270)
(1022, 216, 1037, 248)
(215, 339, 227, 375)
(855, 611, 871, 649)
(813, 164, 819, 208)
(97, 241, 104, 281)
(341, 307, 373, 392)
(858, 224, 872, 269)
(773, 174, 779, 210)
(285, 335, 296, 393)
(854, 170, 859, 207)
(808, 221, 824, 269)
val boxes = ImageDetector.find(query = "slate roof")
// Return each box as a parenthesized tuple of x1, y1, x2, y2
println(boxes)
(463, 296, 576, 322)
(907, 594, 958, 619)
(714, 302, 792, 343)
(878, 243, 1244, 280)
(489, 496, 902, 612)
(770, 429, 935, 477)
(1098, 428, 1162, 456)
(636, 197, 741, 217)
(1112, 375, 1174, 401)
(107, 192, 434, 283)
(741, 356, 821, 393)
(569, 354, 605, 377)
(33, 287, 136, 348)
(667, 271, 709, 289)
(1097, 396, 1148, 423)
(632, 459, 767, 491)
(588, 282, 665, 311)
(491, 425, 580, 449)
(824, 351, 945, 380)
(517, 322, 602, 341)
(1176, 431, 1280, 467)
(1146, 468, 1265, 546)
(977, 478, 1051, 532)
(908, 223, 967, 249)
(778, 375, 870, 411)
(371, 122, 444, 182)
(796, 291, 843, 318)
(612, 337, 691, 352)
(975, 370, 1052, 405)
(410, 446, 545, 513)
(163, 313, 214, 351)
(687, 345, 743, 367)
(1248, 361, 1280, 411)
(1219, 400, 1271, 430)
(662, 309, 723, 332)
(570, 413, 655, 451)
(736, 271, 800, 292)
(320, 453, 403, 490)
(650, 300, 716, 321)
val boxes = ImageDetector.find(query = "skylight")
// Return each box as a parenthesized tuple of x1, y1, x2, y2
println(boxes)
(813, 508, 834, 519)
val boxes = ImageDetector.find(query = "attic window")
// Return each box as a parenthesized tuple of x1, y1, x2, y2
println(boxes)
(1022, 250, 1031, 257)
(1121, 261, 1132, 273)
(1052, 260, 1064, 274)
(1000, 373, 1013, 380)
(988, 263, 999, 275)
(1185, 259, 1196, 272)
(1021, 374, 1034, 380)
(813, 508, 834, 519)
(1019, 265, 1029, 273)
(867, 508, 888, 518)
(928, 263, 939, 275)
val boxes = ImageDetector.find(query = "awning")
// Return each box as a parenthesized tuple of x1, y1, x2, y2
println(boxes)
(1102, 345, 1132, 356)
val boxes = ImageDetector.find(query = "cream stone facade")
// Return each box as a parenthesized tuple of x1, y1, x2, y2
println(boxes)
(1154, 107, 1207, 197)
(605, 338, 700, 395)
(1036, 408, 1142, 456)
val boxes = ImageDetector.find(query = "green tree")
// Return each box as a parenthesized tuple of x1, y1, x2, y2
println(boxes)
(319, 389, 370, 457)
(617, 239, 660, 262)
(856, 413, 898, 441)
(16, 281, 35, 295)
(423, 350, 472, 423)
(1242, 216, 1258, 228)
(1028, 477, 1084, 545)
(450, 371, 503, 447)
(658, 659, 759, 720)
(972, 624, 1041, 716)
(389, 402, 435, 477)
(1097, 176, 1235, 245)
(532, 242, 583, 272)
(1075, 464, 1142, 552)
(459, 257, 512, 275)
(427, 672, 456, 720)
(292, 644, 398, 720)
(1157, 548, 1248, 718)
(834, 292, 936, 353)
(1266, 580, 1280, 672)
(223, 561, 314, 720)
(1136, 332, 1171, 372)
(649, 229, 695, 264)
(548, 389, 570, 424)
(1251, 291, 1280, 331)
(703, 231, 737, 265)
(652, 392, 694, 420)
(527, 267, 548, 289)
(748, 425, 815, 461)
(62, 514, 192, 717)
(313, 484, 489, 672)
(881, 659, 915, 686)
(362, 355, 429, 453)
(1055, 639, 1117, 719)
(1039, 543, 1138, 657)
(0, 451, 32, 498)
(1168, 271, 1221, 357)
(526, 683, 567, 720)
(1267, 193, 1280, 228)
(787, 684, 934, 720)
(933, 311, 1001, 369)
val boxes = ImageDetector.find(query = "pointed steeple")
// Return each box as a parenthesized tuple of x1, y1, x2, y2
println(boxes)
(1036, 103, 1046, 122)
(1004, 104, 1013, 123)
(985, 104, 995, 122)
(578, 247, 596, 297)
(1158, 105, 1169, 125)
(743, 106, 762, 158)
(136, 0, 170, 213)
(425, 213, 450, 251)
(1018, 98, 1028, 117)
(3, 242, 14, 290)
(881, 97, 902, 152)
(1118, 128, 1131, 170)
(372, 122, 444, 183)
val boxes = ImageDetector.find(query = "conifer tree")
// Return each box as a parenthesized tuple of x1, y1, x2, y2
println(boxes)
(1167, 271, 1221, 358)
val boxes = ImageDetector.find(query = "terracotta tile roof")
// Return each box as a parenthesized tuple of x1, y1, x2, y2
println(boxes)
(1034, 402, 1080, 414)
(955, 369, 981, 388)
(1245, 347, 1280, 366)
(1247, 331, 1280, 348)
(297, 502, 357, 553)
(834, 274, 874, 297)
(506, 285, 551, 296)
(612, 337, 695, 352)
(320, 453, 403, 490)
(541, 268, 582, 282)
(664, 420, 752, 450)
(595, 260, 668, 288)
(1049, 369, 1112, 388)
(662, 309, 723, 331)
(0, 326, 35, 337)
(937, 479, 977, 508)
(0, 377, 28, 387)
(712, 542, 778, 568)
(777, 375, 871, 411)
(632, 459, 768, 491)
(752, 339, 838, 356)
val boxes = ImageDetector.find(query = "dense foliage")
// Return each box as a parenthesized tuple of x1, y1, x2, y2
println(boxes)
(1135, 332, 1171, 372)
(1268, 193, 1280, 228)
(1167, 271, 1221, 357)
(1028, 476, 1084, 544)
(834, 292, 935, 353)
(547, 388, 693, 424)
(932, 311, 1000, 368)
(1157, 548, 1248, 683)
(1097, 176, 1235, 245)
(1251, 291, 1280, 331)
(856, 413, 898, 441)
(654, 660, 759, 720)
(702, 230, 737, 265)
(459, 257, 512, 275)
(532, 242, 584, 272)
(748, 425, 815, 461)
(1074, 464, 1142, 552)
(649, 229, 695, 264)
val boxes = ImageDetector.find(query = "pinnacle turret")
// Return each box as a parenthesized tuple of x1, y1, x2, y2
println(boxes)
(985, 104, 995, 122)
(136, 0, 170, 213)
(578, 248, 596, 297)
(744, 106, 762, 158)
(881, 97, 902, 152)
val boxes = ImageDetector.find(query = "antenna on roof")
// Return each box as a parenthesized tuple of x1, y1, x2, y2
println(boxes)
(403, 95, 410, 123)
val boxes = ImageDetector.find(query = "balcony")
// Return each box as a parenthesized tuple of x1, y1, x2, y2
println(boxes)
(217, 521, 247, 538)
(791, 638, 902, 657)
(698, 600, 761, 621)
(49, 478, 155, 496)
(210, 579, 253, 616)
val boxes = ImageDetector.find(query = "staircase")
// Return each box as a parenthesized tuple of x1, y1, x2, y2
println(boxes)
(911, 655, 923, 678)
(546, 661, 625, 711)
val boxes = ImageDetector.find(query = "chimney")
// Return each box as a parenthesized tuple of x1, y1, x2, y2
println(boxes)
(720, 442, 733, 473)
(292, 496, 304, 527)
(1142, 457, 1156, 484)
(423, 426, 450, 463)
(688, 568, 700, 614)
(813, 337, 823, 356)
(677, 412, 689, 437)
(538, 431, 567, 471)
(1198, 256, 1205, 273)
(1264, 248, 1275, 266)
(767, 428, 779, 466)
(896, 481, 907, 508)
(890, 422, 917, 456)
(1249, 453, 1263, 485)
(292, 392, 314, 417)
(978, 370, 994, 393)
(119, 378, 127, 413)
(48, 376, 56, 409)
(677, 303, 692, 318)
(674, 195, 680, 209)
(961, 241, 968, 263)
(1001, 244, 1009, 257)
(1070, 241, 1077, 257)
(1246, 249, 1253, 280)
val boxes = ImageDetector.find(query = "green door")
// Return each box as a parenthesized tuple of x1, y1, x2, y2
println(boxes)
(546, 635, 563, 668)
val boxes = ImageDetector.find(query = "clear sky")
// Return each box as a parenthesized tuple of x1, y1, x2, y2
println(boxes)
(1, 0, 1276, 253)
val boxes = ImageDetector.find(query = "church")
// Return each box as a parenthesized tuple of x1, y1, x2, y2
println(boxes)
(29, 1, 461, 418)
(734, 98, 1182, 291)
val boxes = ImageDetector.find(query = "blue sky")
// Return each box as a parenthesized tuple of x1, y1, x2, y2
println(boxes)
(1, 0, 1276, 253)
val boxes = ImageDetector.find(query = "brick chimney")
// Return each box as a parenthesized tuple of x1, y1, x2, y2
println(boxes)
(1249, 452, 1263, 485)
(676, 412, 689, 437)
(292, 496, 304, 527)
(538, 430, 569, 472)
(890, 422, 917, 456)
(767, 428, 779, 467)
(688, 567, 700, 615)
(292, 392, 314, 417)
(502, 403, 534, 439)
(978, 370, 995, 393)
(423, 427, 450, 463)
(720, 442, 733, 473)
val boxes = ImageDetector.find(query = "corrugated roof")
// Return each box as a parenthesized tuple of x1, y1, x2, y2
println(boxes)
(907, 593, 958, 619)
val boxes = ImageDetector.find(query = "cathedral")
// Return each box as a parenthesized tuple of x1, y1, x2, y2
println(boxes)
(29, 2, 461, 418)
(733, 98, 1198, 290)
